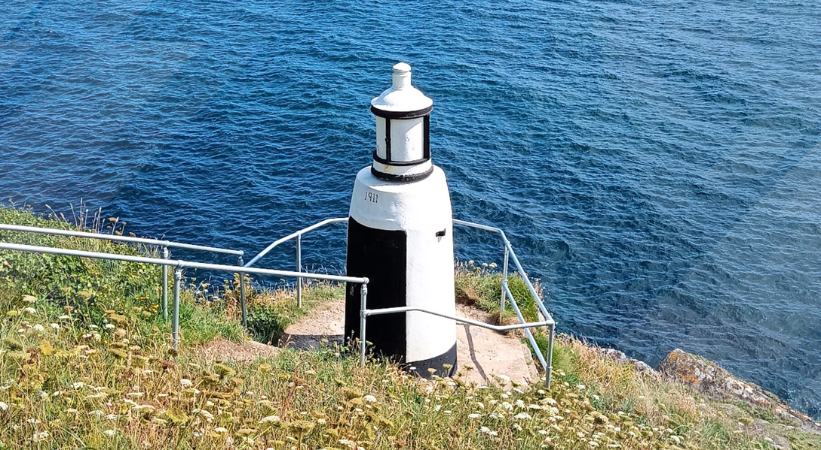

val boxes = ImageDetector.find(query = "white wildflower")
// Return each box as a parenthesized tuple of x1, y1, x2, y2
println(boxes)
(180, 379, 193, 388)
(32, 431, 49, 442)
(0, 401, 8, 411)
(363, 394, 377, 403)
(514, 412, 532, 420)
(22, 307, 36, 315)
(103, 429, 116, 437)
(213, 427, 228, 434)
(259, 415, 280, 424)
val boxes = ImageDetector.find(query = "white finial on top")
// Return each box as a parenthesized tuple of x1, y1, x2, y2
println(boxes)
(392, 62, 412, 90)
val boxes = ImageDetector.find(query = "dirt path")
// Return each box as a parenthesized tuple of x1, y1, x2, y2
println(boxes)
(281, 299, 539, 386)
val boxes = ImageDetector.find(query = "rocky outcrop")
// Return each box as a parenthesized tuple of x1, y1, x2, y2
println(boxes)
(591, 347, 660, 378)
(659, 349, 819, 430)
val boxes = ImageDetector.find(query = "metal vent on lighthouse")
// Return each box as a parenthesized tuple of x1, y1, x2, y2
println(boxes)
(345, 63, 457, 378)
(370, 63, 434, 182)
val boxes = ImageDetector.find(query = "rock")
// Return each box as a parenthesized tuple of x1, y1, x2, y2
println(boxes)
(659, 349, 819, 430)
(594, 347, 660, 378)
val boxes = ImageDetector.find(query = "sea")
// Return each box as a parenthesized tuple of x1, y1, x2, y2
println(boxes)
(0, 1, 818, 417)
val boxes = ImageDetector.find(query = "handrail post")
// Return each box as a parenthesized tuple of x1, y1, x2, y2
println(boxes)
(161, 246, 169, 321)
(359, 283, 368, 366)
(500, 244, 509, 322)
(296, 234, 303, 308)
(238, 255, 247, 327)
(546, 322, 555, 389)
(172, 268, 183, 351)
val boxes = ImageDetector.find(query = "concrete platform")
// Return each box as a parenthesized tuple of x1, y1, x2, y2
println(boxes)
(280, 299, 539, 386)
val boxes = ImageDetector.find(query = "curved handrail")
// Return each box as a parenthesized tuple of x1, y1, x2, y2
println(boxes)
(244, 217, 347, 268)
(453, 219, 554, 324)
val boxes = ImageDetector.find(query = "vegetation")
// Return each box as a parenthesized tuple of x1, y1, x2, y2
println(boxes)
(0, 206, 817, 449)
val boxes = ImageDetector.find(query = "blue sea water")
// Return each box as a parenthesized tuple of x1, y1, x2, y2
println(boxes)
(0, 1, 819, 417)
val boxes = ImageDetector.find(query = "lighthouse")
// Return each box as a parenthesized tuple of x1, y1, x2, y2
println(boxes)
(345, 63, 457, 377)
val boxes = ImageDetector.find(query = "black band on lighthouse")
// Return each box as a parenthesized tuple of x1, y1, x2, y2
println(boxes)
(371, 105, 433, 120)
(372, 150, 429, 166)
(371, 166, 434, 183)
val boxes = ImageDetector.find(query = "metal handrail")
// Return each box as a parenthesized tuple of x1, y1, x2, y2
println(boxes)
(453, 219, 555, 324)
(244, 217, 348, 307)
(0, 242, 368, 350)
(251, 216, 556, 387)
(0, 223, 246, 322)
(1, 216, 557, 387)
(244, 217, 347, 267)
(0, 224, 244, 256)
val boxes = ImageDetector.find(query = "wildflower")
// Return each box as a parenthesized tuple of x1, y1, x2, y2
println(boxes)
(58, 315, 71, 320)
(259, 415, 280, 424)
(180, 379, 193, 388)
(363, 394, 377, 403)
(0, 401, 8, 411)
(32, 431, 49, 442)
(22, 295, 37, 303)
(72, 382, 85, 390)
(479, 426, 498, 437)
(50, 323, 60, 330)
(500, 402, 513, 411)
(194, 409, 214, 421)
(468, 413, 482, 419)
(22, 307, 36, 315)
(213, 427, 228, 434)
(104, 324, 116, 330)
(514, 412, 532, 420)
(103, 429, 116, 437)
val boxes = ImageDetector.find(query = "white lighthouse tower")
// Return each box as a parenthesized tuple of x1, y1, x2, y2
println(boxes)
(345, 63, 457, 377)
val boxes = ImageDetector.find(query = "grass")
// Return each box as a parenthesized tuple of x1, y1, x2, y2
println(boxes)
(0, 206, 818, 449)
